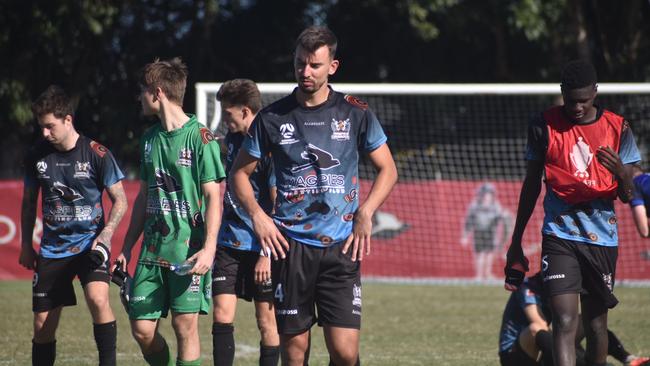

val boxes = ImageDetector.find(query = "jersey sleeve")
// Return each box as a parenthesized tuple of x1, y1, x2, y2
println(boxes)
(525, 113, 547, 162)
(631, 174, 650, 207)
(198, 129, 226, 184)
(619, 121, 641, 165)
(359, 110, 388, 152)
(98, 148, 125, 189)
(242, 114, 268, 160)
(516, 282, 542, 309)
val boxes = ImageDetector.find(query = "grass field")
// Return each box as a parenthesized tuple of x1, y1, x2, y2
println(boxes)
(0, 280, 648, 365)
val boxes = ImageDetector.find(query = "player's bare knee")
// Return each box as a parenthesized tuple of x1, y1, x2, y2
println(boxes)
(553, 312, 579, 332)
(329, 349, 359, 366)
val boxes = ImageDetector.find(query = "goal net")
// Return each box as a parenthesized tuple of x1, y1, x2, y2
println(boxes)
(196, 82, 650, 285)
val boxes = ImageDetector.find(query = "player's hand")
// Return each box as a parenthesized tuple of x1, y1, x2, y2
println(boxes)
(596, 146, 625, 177)
(342, 208, 373, 262)
(19, 246, 37, 270)
(111, 252, 130, 273)
(187, 247, 216, 275)
(504, 242, 529, 291)
(252, 212, 289, 260)
(254, 255, 271, 285)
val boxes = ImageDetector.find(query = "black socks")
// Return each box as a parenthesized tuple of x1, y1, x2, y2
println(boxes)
(94, 321, 117, 366)
(212, 322, 235, 366)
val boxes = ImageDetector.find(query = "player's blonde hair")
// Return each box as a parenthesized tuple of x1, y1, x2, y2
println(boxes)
(139, 57, 188, 105)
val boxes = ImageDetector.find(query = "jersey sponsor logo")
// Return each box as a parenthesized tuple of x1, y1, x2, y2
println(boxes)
(74, 161, 91, 179)
(146, 196, 191, 218)
(570, 137, 593, 180)
(279, 123, 298, 145)
(331, 118, 351, 141)
(344, 94, 368, 110)
(44, 203, 93, 222)
(151, 169, 182, 193)
(291, 144, 341, 173)
(200, 127, 215, 144)
(90, 141, 108, 158)
(47, 181, 84, 202)
(304, 121, 325, 126)
(177, 148, 193, 168)
(285, 173, 345, 194)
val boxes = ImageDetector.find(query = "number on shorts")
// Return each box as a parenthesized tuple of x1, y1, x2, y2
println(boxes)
(274, 283, 284, 303)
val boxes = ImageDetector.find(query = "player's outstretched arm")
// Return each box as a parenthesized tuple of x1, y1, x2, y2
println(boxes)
(113, 180, 147, 272)
(343, 143, 397, 261)
(187, 181, 220, 275)
(94, 181, 128, 250)
(504, 160, 543, 290)
(19, 185, 39, 270)
(231, 150, 288, 260)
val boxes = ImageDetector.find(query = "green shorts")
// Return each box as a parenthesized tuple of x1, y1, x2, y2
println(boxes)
(128, 264, 212, 320)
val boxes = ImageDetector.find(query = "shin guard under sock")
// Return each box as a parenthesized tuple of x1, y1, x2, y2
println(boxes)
(212, 322, 235, 366)
(93, 321, 117, 366)
(32, 340, 56, 366)
(259, 344, 280, 366)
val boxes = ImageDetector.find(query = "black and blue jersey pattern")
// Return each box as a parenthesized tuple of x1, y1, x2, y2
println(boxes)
(24, 135, 125, 258)
(243, 88, 387, 247)
(217, 132, 275, 252)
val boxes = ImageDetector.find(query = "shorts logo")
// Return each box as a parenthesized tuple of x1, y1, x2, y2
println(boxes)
(603, 273, 613, 292)
(276, 309, 298, 315)
(352, 284, 362, 308)
(542, 255, 549, 272)
(189, 275, 201, 293)
(74, 161, 91, 179)
(291, 144, 340, 173)
(331, 118, 351, 141)
(213, 276, 226, 282)
(131, 296, 146, 302)
(279, 123, 298, 145)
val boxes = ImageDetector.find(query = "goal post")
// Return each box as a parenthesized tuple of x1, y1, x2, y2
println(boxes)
(196, 82, 650, 285)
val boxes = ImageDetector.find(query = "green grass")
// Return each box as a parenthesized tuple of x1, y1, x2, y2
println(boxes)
(1, 281, 649, 365)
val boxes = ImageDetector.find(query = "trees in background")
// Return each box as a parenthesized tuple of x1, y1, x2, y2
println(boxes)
(2, 0, 649, 177)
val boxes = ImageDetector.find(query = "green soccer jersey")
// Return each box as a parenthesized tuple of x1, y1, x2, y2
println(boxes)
(138, 115, 225, 265)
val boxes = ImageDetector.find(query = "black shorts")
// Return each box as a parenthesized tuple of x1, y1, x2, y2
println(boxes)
(33, 251, 111, 312)
(541, 235, 618, 308)
(271, 238, 362, 335)
(211, 246, 274, 302)
(499, 339, 539, 366)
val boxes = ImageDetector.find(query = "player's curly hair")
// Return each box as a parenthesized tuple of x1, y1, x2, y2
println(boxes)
(139, 57, 188, 105)
(295, 26, 337, 58)
(561, 60, 597, 90)
(32, 85, 75, 120)
(216, 79, 262, 114)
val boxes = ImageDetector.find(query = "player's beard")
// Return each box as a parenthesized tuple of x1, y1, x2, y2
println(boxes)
(297, 78, 324, 95)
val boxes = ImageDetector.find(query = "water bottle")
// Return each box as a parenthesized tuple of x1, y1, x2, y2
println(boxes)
(170, 259, 196, 275)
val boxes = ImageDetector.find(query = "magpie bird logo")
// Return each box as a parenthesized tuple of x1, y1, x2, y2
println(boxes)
(48, 181, 83, 202)
(151, 168, 182, 192)
(291, 144, 340, 173)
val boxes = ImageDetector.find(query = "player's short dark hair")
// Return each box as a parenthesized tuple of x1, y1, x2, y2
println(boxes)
(139, 57, 188, 105)
(32, 85, 75, 120)
(295, 26, 338, 58)
(216, 79, 262, 114)
(561, 60, 597, 90)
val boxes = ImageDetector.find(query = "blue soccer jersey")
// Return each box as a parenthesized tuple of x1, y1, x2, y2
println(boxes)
(243, 87, 387, 247)
(631, 173, 650, 212)
(24, 135, 125, 258)
(218, 132, 275, 252)
(498, 277, 544, 353)
(525, 108, 641, 246)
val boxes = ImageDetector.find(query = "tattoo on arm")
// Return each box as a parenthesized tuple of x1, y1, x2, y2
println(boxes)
(100, 183, 128, 244)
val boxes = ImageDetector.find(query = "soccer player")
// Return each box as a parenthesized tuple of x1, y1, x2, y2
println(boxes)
(461, 183, 512, 281)
(20, 85, 128, 366)
(114, 58, 225, 366)
(500, 272, 650, 366)
(504, 59, 641, 366)
(629, 165, 650, 237)
(230, 26, 398, 366)
(211, 79, 280, 366)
